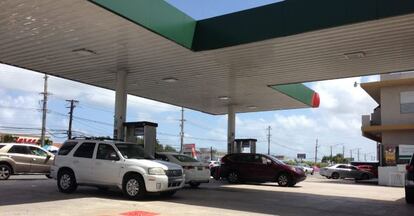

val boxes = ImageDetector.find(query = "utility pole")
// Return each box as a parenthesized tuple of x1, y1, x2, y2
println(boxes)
(314, 138, 319, 164)
(330, 145, 333, 163)
(66, 100, 79, 139)
(357, 148, 360, 161)
(267, 126, 271, 155)
(179, 107, 185, 153)
(40, 74, 49, 147)
(210, 146, 213, 161)
(342, 145, 345, 158)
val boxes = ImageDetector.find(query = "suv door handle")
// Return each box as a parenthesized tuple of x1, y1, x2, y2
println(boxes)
(73, 160, 79, 164)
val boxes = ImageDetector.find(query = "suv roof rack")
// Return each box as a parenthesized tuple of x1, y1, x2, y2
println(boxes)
(71, 137, 124, 142)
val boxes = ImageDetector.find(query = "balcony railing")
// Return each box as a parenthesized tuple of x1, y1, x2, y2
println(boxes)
(362, 107, 381, 127)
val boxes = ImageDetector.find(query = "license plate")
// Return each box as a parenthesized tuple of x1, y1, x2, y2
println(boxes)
(197, 167, 203, 171)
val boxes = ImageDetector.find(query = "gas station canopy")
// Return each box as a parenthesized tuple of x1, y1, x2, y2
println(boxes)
(1, 0, 414, 114)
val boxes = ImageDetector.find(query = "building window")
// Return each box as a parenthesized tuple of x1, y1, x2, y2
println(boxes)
(400, 91, 414, 113)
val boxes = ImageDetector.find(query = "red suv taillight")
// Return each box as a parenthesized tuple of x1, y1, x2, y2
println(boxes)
(220, 158, 225, 165)
(406, 165, 414, 172)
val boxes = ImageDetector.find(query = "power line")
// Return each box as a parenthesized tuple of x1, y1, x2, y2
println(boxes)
(272, 141, 304, 153)
(49, 110, 112, 127)
(78, 103, 113, 114)
(73, 119, 110, 136)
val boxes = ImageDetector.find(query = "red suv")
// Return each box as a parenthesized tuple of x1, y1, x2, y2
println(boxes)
(217, 153, 306, 187)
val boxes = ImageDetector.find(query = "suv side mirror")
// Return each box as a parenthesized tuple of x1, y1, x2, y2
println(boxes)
(109, 152, 119, 161)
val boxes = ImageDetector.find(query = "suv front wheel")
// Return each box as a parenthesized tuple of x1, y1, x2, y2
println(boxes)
(57, 169, 77, 193)
(123, 174, 147, 200)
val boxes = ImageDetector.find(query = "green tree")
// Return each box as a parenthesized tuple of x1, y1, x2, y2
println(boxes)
(36, 138, 53, 146)
(155, 141, 164, 152)
(163, 145, 177, 153)
(2, 135, 16, 143)
(322, 154, 349, 164)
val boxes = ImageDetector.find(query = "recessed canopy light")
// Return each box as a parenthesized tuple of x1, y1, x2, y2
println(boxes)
(162, 77, 178, 83)
(247, 106, 257, 109)
(72, 48, 96, 56)
(218, 96, 230, 100)
(344, 51, 365, 60)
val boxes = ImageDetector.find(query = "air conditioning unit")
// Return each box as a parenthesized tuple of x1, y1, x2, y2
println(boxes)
(389, 172, 404, 187)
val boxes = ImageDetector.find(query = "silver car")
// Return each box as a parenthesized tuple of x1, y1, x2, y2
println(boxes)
(320, 164, 374, 180)
(0, 143, 54, 180)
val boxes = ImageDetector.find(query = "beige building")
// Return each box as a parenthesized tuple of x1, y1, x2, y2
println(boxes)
(362, 73, 414, 166)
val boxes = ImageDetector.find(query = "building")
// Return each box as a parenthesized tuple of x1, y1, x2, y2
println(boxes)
(361, 72, 414, 186)
(0, 133, 41, 144)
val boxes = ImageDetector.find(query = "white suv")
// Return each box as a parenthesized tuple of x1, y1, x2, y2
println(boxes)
(51, 138, 184, 199)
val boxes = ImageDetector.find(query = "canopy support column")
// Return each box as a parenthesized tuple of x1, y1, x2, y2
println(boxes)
(227, 105, 236, 154)
(113, 70, 127, 140)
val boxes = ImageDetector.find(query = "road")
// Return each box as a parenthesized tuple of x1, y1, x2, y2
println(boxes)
(0, 175, 412, 216)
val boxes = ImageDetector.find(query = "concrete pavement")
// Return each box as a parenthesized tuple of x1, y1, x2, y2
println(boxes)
(0, 175, 412, 216)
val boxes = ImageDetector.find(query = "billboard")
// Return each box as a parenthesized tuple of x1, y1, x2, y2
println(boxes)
(297, 153, 306, 159)
(399, 145, 414, 160)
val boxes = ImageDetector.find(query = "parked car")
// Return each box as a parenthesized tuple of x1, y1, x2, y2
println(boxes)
(0, 143, 54, 180)
(51, 139, 184, 199)
(155, 152, 210, 188)
(218, 153, 306, 187)
(297, 163, 314, 175)
(320, 164, 374, 180)
(405, 153, 414, 204)
(209, 160, 220, 169)
(209, 160, 221, 177)
(356, 165, 378, 178)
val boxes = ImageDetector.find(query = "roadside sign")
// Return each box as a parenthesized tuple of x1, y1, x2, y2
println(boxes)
(297, 153, 306, 159)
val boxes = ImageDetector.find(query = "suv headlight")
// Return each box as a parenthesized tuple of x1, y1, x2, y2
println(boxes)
(148, 167, 166, 175)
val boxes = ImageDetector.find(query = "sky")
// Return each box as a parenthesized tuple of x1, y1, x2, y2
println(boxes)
(0, 0, 380, 161)
(0, 63, 380, 161)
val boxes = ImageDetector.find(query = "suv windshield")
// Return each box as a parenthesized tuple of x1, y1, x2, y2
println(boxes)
(115, 143, 154, 160)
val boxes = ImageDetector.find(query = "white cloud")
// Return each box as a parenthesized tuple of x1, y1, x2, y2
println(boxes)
(0, 64, 178, 115)
(203, 76, 380, 159)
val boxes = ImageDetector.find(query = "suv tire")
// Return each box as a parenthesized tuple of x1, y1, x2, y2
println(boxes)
(406, 187, 414, 204)
(277, 173, 292, 187)
(0, 164, 12, 180)
(57, 169, 77, 193)
(189, 182, 200, 188)
(123, 174, 147, 200)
